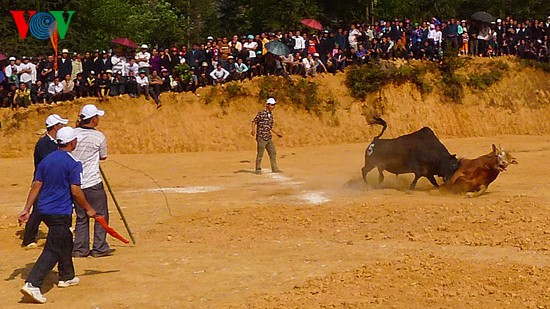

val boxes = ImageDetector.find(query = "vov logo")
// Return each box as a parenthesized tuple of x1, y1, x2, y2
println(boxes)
(10, 11, 75, 40)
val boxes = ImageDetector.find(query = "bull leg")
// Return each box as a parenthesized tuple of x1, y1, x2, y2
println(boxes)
(377, 167, 385, 184)
(466, 185, 487, 198)
(409, 174, 420, 190)
(426, 175, 439, 188)
(361, 156, 375, 184)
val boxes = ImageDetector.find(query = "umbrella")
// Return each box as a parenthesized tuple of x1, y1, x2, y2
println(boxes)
(301, 18, 323, 31)
(471, 11, 494, 23)
(265, 40, 291, 56)
(0, 53, 6, 61)
(110, 37, 137, 49)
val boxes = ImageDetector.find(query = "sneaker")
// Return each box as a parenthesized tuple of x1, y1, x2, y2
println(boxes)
(58, 277, 80, 288)
(24, 242, 38, 249)
(272, 169, 283, 173)
(255, 170, 262, 175)
(91, 248, 116, 258)
(20, 282, 46, 304)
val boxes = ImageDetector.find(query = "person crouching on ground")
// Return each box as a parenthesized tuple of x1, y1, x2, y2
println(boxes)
(251, 97, 283, 174)
(209, 63, 230, 86)
(18, 127, 97, 304)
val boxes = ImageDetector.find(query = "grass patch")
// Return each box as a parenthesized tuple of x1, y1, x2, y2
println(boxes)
(258, 76, 323, 113)
(518, 59, 550, 73)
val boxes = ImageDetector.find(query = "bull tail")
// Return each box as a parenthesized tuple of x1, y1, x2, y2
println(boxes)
(368, 117, 387, 139)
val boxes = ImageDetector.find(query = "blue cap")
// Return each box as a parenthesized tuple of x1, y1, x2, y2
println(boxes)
(247, 35, 254, 39)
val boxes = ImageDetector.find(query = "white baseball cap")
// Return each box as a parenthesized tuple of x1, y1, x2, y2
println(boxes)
(56, 127, 77, 144)
(141, 44, 148, 49)
(9, 56, 16, 61)
(207, 36, 214, 40)
(46, 114, 69, 127)
(62, 48, 69, 53)
(80, 104, 105, 120)
(496, 18, 502, 23)
(266, 98, 276, 105)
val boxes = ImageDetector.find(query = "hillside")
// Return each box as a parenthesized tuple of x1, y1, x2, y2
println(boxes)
(0, 57, 549, 158)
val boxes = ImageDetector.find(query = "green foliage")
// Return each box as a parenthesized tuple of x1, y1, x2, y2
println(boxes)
(519, 59, 550, 74)
(173, 63, 192, 83)
(438, 47, 466, 102)
(345, 63, 432, 101)
(467, 69, 503, 90)
(224, 82, 248, 99)
(258, 76, 322, 113)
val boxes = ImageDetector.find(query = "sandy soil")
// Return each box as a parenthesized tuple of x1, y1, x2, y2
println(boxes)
(1, 134, 550, 308)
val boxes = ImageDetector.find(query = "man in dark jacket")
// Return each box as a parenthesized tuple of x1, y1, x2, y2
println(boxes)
(96, 50, 112, 74)
(185, 44, 206, 70)
(22, 114, 69, 248)
(57, 49, 72, 80)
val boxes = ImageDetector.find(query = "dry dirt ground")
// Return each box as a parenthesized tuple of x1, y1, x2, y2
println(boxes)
(1, 135, 550, 308)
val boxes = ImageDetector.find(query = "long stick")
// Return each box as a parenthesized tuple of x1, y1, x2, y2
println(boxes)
(100, 166, 136, 245)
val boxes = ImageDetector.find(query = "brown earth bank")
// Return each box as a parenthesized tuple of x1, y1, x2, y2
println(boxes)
(0, 57, 549, 158)
(1, 135, 550, 308)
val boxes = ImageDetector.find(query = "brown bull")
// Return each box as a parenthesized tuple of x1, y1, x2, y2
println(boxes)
(443, 144, 517, 197)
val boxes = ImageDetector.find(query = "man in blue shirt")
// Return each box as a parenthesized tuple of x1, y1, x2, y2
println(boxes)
(18, 127, 97, 304)
(22, 114, 69, 248)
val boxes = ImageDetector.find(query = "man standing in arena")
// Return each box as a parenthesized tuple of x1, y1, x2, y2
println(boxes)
(18, 127, 97, 304)
(72, 104, 114, 258)
(251, 97, 283, 174)
(22, 114, 69, 248)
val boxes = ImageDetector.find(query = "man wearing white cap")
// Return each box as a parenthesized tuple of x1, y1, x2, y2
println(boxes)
(136, 44, 151, 75)
(5, 56, 19, 86)
(251, 97, 282, 174)
(58, 49, 72, 81)
(71, 104, 113, 257)
(18, 127, 97, 304)
(22, 114, 69, 248)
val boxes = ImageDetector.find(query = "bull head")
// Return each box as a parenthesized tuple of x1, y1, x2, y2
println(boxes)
(492, 144, 518, 171)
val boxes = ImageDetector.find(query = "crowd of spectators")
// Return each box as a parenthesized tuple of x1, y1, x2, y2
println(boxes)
(1, 15, 549, 109)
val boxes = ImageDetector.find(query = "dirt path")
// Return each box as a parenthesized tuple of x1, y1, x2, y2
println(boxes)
(1, 135, 549, 308)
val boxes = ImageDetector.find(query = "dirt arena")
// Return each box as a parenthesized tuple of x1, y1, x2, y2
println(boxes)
(1, 59, 550, 307)
(1, 134, 550, 308)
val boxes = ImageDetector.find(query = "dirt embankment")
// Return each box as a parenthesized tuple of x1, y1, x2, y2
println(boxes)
(0, 58, 549, 158)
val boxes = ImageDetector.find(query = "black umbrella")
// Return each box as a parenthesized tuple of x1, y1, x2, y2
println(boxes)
(265, 40, 290, 56)
(471, 11, 494, 23)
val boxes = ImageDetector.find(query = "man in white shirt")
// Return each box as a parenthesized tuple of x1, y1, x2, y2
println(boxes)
(293, 30, 306, 54)
(5, 56, 19, 86)
(72, 104, 114, 258)
(47, 77, 64, 103)
(243, 35, 258, 59)
(124, 58, 139, 77)
(209, 64, 230, 85)
(135, 44, 151, 74)
(111, 50, 127, 76)
(18, 56, 34, 88)
(135, 70, 151, 99)
(348, 24, 361, 51)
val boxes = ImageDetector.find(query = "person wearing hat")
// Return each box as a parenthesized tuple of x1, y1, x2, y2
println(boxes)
(136, 69, 151, 100)
(72, 104, 113, 258)
(5, 56, 19, 86)
(209, 63, 230, 85)
(18, 126, 98, 304)
(243, 35, 258, 60)
(136, 44, 151, 75)
(18, 56, 34, 89)
(251, 97, 283, 174)
(22, 114, 69, 248)
(169, 46, 182, 71)
(57, 49, 72, 81)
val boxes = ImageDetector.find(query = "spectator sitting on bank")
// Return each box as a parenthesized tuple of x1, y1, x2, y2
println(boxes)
(97, 72, 111, 101)
(110, 71, 125, 96)
(73, 73, 87, 98)
(13, 82, 31, 108)
(209, 63, 230, 85)
(61, 74, 75, 101)
(85, 71, 97, 97)
(47, 77, 64, 103)
(31, 80, 47, 104)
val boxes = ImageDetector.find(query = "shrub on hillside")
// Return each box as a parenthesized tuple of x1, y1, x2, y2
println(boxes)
(467, 70, 503, 90)
(258, 76, 322, 113)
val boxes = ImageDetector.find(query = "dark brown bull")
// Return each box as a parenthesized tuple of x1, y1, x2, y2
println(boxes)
(361, 117, 459, 190)
(442, 144, 517, 197)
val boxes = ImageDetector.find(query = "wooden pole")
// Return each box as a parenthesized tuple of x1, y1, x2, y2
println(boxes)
(100, 166, 136, 245)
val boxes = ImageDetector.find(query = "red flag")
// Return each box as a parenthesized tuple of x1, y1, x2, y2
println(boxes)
(95, 216, 130, 244)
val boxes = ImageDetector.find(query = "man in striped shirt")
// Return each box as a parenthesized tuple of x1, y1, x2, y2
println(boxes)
(71, 104, 114, 258)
